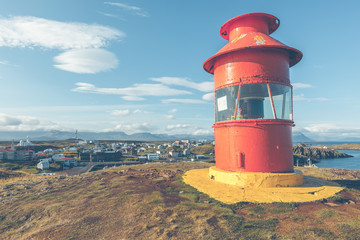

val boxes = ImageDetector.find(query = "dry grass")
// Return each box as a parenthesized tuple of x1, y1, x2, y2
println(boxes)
(0, 163, 360, 239)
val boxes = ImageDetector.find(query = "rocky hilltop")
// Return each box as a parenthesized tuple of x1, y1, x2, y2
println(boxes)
(293, 144, 352, 166)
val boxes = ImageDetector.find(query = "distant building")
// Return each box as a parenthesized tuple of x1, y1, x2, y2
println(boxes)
(37, 160, 50, 170)
(147, 154, 159, 161)
(92, 151, 122, 162)
(52, 154, 66, 161)
(169, 151, 181, 158)
(18, 136, 35, 146)
(138, 155, 147, 162)
(137, 147, 146, 153)
(195, 155, 205, 159)
(159, 152, 169, 159)
(68, 147, 78, 153)
(0, 150, 34, 161)
(183, 149, 191, 156)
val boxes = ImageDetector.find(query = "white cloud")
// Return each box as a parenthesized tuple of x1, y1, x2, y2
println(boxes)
(104, 2, 149, 17)
(293, 83, 312, 89)
(168, 108, 177, 114)
(202, 92, 214, 101)
(110, 109, 148, 116)
(166, 124, 191, 130)
(166, 115, 175, 119)
(0, 114, 22, 126)
(303, 123, 342, 133)
(193, 129, 212, 135)
(297, 123, 360, 141)
(110, 109, 130, 116)
(150, 77, 213, 92)
(115, 122, 155, 133)
(0, 16, 124, 50)
(54, 49, 118, 74)
(0, 113, 62, 131)
(161, 99, 205, 104)
(293, 94, 328, 102)
(122, 96, 145, 101)
(72, 82, 192, 100)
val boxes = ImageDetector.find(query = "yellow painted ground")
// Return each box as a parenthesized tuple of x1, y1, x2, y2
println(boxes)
(209, 166, 303, 188)
(183, 168, 344, 204)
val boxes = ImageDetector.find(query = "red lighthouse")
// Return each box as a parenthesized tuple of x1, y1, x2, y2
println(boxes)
(203, 13, 302, 174)
(183, 13, 343, 202)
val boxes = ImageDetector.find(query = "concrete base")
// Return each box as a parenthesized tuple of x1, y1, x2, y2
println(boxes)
(183, 168, 344, 204)
(208, 166, 303, 188)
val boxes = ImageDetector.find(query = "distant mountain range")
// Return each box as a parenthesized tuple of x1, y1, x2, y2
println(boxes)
(292, 132, 313, 143)
(0, 130, 214, 142)
(1, 130, 357, 143)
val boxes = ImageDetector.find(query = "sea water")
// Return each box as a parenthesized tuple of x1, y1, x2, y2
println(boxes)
(314, 150, 360, 170)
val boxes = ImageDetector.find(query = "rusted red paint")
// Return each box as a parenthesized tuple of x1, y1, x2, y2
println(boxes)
(204, 13, 302, 173)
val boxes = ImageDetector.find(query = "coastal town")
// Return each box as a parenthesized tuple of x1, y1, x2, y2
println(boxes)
(0, 137, 215, 175)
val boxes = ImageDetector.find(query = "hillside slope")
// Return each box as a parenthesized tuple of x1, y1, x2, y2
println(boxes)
(0, 163, 360, 239)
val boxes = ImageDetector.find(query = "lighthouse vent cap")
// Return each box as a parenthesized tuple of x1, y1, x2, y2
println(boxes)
(220, 13, 280, 41)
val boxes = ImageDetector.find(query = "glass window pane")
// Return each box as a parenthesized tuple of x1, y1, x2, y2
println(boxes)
(215, 83, 292, 122)
(269, 84, 292, 120)
(216, 86, 239, 122)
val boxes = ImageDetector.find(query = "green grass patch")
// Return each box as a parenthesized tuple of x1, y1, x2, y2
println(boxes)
(306, 227, 335, 239)
(327, 195, 346, 203)
(338, 220, 360, 240)
(291, 216, 306, 221)
(317, 209, 336, 218)
(268, 202, 298, 214)
(147, 191, 164, 205)
(247, 206, 266, 214)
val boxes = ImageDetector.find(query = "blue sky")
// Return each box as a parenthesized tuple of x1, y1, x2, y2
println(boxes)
(0, 0, 359, 140)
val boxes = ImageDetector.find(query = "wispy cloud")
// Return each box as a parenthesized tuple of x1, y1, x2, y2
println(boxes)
(166, 124, 191, 130)
(0, 16, 124, 50)
(114, 122, 155, 133)
(110, 109, 148, 116)
(292, 83, 312, 89)
(105, 2, 149, 17)
(99, 12, 126, 20)
(304, 123, 341, 133)
(72, 82, 192, 100)
(193, 129, 212, 135)
(0, 113, 62, 131)
(168, 108, 177, 114)
(202, 92, 214, 101)
(54, 49, 118, 74)
(150, 77, 213, 92)
(110, 109, 130, 116)
(166, 115, 175, 119)
(0, 60, 18, 67)
(0, 16, 124, 74)
(293, 94, 328, 102)
(122, 96, 145, 101)
(161, 99, 206, 104)
(298, 123, 360, 141)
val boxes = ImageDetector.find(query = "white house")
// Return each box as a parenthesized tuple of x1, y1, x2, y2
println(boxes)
(37, 160, 50, 170)
(138, 155, 147, 161)
(147, 154, 159, 161)
(183, 149, 191, 156)
(169, 151, 179, 158)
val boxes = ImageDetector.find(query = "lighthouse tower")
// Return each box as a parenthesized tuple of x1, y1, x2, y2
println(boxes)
(203, 13, 303, 187)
